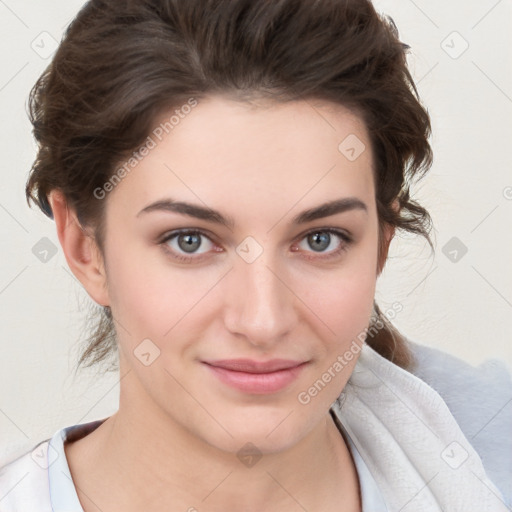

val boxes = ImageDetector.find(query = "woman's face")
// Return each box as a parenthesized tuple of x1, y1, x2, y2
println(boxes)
(99, 95, 388, 454)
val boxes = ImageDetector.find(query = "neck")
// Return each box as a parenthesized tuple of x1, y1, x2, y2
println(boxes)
(66, 377, 360, 512)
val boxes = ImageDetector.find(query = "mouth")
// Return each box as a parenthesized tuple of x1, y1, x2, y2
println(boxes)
(202, 359, 309, 394)
(203, 358, 306, 373)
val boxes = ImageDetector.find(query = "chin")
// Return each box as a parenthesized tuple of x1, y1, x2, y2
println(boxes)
(202, 409, 318, 455)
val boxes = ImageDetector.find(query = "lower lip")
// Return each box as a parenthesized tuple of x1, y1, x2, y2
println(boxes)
(203, 363, 308, 394)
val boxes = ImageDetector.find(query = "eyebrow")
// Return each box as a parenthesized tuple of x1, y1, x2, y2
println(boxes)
(136, 197, 368, 228)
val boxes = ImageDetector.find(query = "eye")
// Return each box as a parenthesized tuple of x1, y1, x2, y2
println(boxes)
(158, 227, 353, 264)
(160, 229, 218, 262)
(293, 229, 352, 260)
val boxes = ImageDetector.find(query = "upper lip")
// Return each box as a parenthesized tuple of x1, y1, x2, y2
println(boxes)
(203, 359, 306, 373)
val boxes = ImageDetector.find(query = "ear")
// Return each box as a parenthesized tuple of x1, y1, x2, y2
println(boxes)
(376, 199, 399, 276)
(48, 189, 110, 307)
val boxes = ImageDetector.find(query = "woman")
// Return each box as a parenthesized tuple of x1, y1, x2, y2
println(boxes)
(0, 0, 510, 510)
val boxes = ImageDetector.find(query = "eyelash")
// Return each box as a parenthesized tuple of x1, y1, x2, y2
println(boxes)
(159, 228, 353, 264)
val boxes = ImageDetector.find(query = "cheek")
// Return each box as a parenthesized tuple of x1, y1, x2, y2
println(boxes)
(295, 238, 379, 342)
(309, 271, 376, 345)
(103, 237, 170, 335)
(104, 239, 219, 341)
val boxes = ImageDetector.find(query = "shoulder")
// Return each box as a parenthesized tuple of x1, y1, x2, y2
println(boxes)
(0, 440, 53, 511)
(406, 339, 512, 507)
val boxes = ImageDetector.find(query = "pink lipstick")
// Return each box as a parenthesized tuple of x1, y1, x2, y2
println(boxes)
(202, 358, 308, 394)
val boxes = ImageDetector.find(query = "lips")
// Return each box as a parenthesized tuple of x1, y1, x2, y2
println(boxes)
(202, 358, 305, 373)
(202, 358, 309, 394)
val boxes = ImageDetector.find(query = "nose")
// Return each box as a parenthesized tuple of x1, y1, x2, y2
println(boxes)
(223, 252, 297, 349)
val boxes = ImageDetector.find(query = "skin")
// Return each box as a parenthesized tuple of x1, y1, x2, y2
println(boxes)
(49, 95, 396, 512)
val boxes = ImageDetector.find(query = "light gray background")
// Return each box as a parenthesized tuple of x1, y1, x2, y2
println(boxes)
(1, 0, 511, 464)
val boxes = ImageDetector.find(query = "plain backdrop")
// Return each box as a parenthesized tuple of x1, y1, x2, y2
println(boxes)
(1, 0, 511, 465)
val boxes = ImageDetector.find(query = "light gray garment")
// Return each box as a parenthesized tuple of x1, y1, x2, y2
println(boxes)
(406, 339, 512, 507)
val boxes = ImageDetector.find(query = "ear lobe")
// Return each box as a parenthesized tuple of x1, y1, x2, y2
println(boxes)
(48, 190, 110, 307)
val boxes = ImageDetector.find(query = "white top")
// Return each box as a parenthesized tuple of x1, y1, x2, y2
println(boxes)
(1, 340, 510, 511)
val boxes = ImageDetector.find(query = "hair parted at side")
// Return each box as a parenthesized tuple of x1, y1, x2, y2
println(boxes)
(25, 0, 434, 374)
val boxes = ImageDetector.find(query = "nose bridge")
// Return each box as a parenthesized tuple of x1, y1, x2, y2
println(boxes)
(224, 249, 296, 344)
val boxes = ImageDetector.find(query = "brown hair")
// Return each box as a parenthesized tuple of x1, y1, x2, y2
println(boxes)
(25, 0, 433, 373)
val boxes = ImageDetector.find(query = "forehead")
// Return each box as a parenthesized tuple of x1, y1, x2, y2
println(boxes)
(107, 95, 375, 221)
